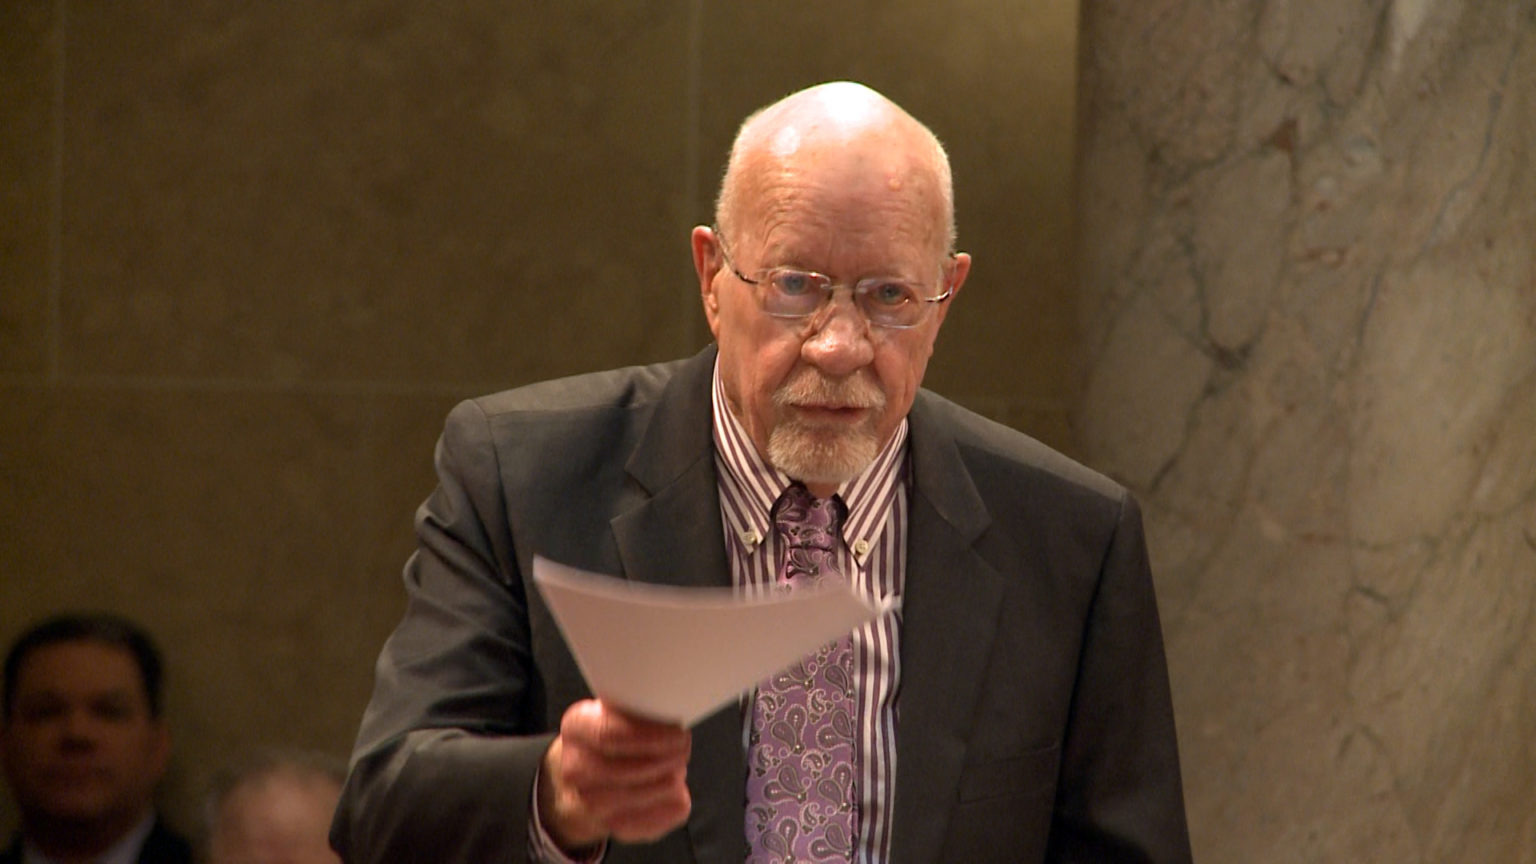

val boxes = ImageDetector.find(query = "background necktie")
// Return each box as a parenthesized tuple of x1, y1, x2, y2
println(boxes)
(745, 483, 857, 863)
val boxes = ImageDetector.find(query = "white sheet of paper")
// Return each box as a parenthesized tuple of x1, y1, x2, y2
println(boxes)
(532, 555, 897, 727)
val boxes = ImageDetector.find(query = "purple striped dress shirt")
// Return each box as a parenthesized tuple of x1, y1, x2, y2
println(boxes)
(711, 365, 908, 864)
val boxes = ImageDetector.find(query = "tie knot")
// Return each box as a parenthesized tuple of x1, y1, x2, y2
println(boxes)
(771, 483, 846, 555)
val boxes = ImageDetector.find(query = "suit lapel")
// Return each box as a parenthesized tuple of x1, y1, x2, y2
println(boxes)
(611, 346, 728, 591)
(890, 395, 1006, 864)
(608, 346, 743, 864)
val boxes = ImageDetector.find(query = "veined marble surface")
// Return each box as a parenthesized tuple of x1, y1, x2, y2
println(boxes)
(1077, 1, 1536, 860)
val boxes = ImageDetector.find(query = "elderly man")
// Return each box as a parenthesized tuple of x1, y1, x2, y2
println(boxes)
(333, 81, 1190, 863)
(1, 613, 193, 864)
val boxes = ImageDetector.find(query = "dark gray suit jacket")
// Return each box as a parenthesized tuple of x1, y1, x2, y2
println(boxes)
(1, 819, 193, 864)
(332, 346, 1191, 863)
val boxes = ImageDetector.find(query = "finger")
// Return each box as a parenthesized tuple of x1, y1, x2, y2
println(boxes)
(604, 791, 694, 844)
(577, 768, 691, 840)
(580, 700, 692, 754)
(569, 758, 688, 813)
(562, 745, 691, 793)
(562, 700, 691, 758)
(559, 723, 691, 805)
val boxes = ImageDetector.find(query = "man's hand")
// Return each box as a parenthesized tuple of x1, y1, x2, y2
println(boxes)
(537, 699, 693, 853)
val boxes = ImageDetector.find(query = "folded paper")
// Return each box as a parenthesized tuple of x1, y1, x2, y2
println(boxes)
(532, 555, 897, 726)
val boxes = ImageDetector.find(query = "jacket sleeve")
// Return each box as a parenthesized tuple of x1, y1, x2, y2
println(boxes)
(1046, 492, 1193, 863)
(330, 398, 551, 863)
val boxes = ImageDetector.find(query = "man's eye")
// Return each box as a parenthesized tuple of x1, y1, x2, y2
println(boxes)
(772, 271, 818, 296)
(94, 700, 134, 722)
(18, 702, 65, 723)
(868, 282, 914, 306)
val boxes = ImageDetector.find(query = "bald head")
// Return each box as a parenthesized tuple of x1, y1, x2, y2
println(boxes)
(715, 82, 956, 254)
(205, 751, 345, 864)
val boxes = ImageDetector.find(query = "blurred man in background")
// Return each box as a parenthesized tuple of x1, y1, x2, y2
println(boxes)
(205, 749, 344, 864)
(1, 612, 192, 864)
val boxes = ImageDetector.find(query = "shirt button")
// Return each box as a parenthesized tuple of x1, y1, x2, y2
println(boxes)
(853, 539, 871, 557)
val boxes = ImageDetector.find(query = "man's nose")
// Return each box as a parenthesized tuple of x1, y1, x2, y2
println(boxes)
(58, 710, 100, 748)
(800, 296, 875, 377)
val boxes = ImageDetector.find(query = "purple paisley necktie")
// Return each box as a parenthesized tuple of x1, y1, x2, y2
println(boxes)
(745, 483, 857, 863)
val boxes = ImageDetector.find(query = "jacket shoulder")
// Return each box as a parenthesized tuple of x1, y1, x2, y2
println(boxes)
(912, 390, 1129, 506)
(469, 356, 691, 420)
(914, 390, 1125, 494)
(428, 351, 712, 509)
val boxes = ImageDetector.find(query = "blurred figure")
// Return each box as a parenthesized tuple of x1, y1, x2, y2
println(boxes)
(0, 612, 192, 864)
(204, 750, 344, 864)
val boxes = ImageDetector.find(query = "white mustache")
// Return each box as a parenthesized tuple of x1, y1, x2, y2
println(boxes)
(773, 372, 886, 411)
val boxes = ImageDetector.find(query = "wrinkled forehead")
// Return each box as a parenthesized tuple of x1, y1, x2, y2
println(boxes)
(732, 141, 949, 253)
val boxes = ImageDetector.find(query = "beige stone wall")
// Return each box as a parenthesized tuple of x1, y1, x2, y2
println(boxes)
(1078, 0, 1536, 860)
(0, 0, 1080, 838)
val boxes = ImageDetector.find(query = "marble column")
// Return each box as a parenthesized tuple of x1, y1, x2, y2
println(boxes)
(1077, 1, 1536, 860)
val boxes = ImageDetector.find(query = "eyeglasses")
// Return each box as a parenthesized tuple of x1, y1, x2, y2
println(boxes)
(714, 230, 954, 330)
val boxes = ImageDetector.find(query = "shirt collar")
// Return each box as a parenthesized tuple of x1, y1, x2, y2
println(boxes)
(711, 360, 907, 562)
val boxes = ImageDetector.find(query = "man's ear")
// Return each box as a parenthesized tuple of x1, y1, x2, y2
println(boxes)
(691, 225, 724, 334)
(930, 251, 971, 330)
(946, 251, 972, 300)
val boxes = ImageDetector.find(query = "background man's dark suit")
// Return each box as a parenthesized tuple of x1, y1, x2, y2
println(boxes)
(0, 819, 192, 864)
(332, 346, 1191, 863)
